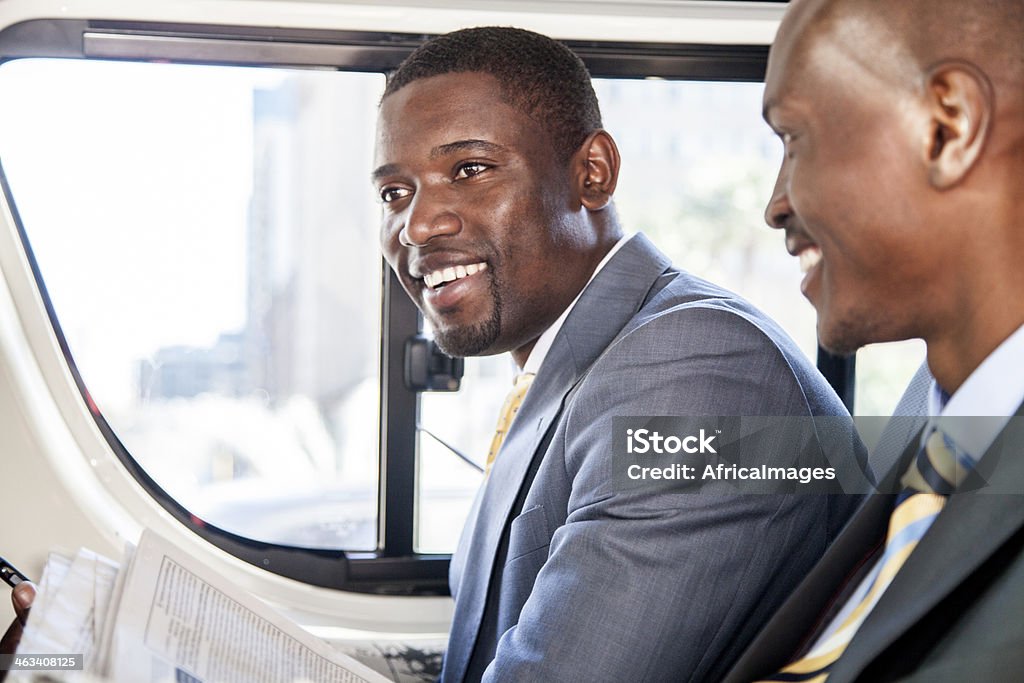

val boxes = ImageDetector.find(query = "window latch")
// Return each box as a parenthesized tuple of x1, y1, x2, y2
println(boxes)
(404, 334, 464, 392)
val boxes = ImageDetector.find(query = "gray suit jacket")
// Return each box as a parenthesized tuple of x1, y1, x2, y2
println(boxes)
(724, 367, 1024, 682)
(442, 234, 862, 682)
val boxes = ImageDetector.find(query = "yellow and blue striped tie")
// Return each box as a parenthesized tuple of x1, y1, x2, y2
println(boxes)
(760, 428, 969, 682)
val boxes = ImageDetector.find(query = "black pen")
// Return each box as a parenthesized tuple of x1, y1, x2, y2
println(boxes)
(0, 556, 30, 587)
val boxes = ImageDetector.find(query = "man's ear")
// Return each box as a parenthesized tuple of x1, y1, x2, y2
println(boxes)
(574, 130, 620, 211)
(924, 60, 993, 189)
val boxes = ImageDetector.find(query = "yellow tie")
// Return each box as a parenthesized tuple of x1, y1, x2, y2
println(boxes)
(762, 494, 945, 682)
(485, 373, 535, 475)
(759, 427, 967, 682)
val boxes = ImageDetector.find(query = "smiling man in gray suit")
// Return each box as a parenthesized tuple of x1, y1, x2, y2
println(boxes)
(372, 27, 860, 682)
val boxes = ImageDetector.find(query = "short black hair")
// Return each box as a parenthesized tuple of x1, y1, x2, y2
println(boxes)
(383, 26, 603, 162)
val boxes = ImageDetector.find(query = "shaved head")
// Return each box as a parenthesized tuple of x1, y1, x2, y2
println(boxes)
(805, 0, 1022, 71)
(777, 0, 1024, 95)
(764, 0, 1024, 392)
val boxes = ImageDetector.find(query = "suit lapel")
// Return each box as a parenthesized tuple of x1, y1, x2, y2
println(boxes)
(727, 390, 1024, 683)
(866, 362, 932, 479)
(830, 402, 1024, 681)
(721, 440, 916, 683)
(443, 234, 671, 681)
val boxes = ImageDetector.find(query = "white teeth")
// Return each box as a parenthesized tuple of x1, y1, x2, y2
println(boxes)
(799, 246, 822, 274)
(422, 261, 487, 289)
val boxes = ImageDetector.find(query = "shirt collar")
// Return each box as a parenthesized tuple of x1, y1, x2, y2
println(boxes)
(926, 322, 1024, 460)
(519, 234, 631, 376)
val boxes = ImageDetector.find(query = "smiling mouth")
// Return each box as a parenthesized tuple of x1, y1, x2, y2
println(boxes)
(798, 246, 822, 274)
(422, 262, 488, 290)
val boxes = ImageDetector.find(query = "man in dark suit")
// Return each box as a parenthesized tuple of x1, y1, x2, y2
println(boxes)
(726, 0, 1024, 680)
(374, 27, 860, 682)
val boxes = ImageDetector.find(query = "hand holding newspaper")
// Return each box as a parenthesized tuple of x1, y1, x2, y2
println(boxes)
(13, 530, 390, 683)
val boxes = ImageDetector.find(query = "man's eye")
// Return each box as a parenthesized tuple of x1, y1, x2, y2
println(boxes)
(380, 186, 411, 203)
(454, 162, 490, 180)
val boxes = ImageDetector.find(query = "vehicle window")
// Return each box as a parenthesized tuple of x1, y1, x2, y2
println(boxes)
(418, 353, 512, 554)
(0, 59, 385, 550)
(0, 53, 922, 566)
(855, 339, 928, 416)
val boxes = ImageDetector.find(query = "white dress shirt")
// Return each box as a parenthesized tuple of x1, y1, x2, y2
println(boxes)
(926, 322, 1024, 458)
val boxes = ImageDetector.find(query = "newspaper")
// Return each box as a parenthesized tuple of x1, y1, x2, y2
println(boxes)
(14, 530, 390, 683)
(332, 638, 444, 683)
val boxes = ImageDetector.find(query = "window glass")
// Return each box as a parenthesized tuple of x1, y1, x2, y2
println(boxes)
(601, 78, 816, 359)
(1, 58, 915, 561)
(0, 59, 385, 550)
(417, 354, 512, 554)
(855, 339, 928, 416)
(417, 78, 816, 553)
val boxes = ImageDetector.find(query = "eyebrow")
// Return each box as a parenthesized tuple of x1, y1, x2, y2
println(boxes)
(430, 139, 508, 159)
(370, 163, 400, 182)
(371, 139, 509, 182)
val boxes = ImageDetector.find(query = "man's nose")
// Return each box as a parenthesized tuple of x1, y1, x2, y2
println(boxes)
(399, 189, 462, 247)
(764, 169, 792, 230)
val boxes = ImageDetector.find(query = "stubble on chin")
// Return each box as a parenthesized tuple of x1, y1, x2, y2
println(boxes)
(430, 276, 503, 358)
